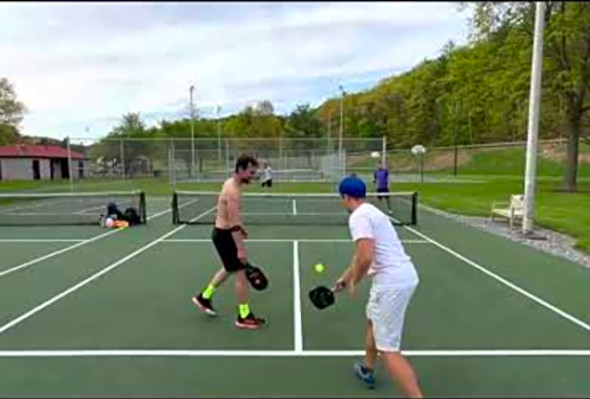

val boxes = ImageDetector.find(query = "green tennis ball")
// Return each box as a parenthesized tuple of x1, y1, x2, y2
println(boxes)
(314, 263, 325, 273)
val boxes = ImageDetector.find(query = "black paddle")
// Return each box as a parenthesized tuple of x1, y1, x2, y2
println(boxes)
(245, 262, 269, 291)
(309, 280, 346, 310)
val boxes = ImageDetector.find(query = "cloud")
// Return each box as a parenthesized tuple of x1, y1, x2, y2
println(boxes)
(0, 2, 469, 139)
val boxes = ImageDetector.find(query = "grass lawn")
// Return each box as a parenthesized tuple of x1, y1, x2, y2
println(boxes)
(375, 142, 590, 178)
(1, 171, 588, 255)
(388, 177, 590, 254)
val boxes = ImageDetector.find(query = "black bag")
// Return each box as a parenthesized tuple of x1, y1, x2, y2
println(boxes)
(106, 202, 124, 220)
(123, 207, 142, 226)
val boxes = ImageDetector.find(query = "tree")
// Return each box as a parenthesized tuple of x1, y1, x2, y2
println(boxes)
(284, 104, 325, 159)
(90, 113, 154, 177)
(0, 77, 26, 145)
(0, 124, 19, 146)
(467, 1, 590, 192)
(111, 112, 146, 137)
(285, 104, 323, 139)
(255, 100, 275, 117)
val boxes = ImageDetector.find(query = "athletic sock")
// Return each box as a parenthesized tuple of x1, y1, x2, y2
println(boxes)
(202, 284, 216, 300)
(238, 303, 250, 319)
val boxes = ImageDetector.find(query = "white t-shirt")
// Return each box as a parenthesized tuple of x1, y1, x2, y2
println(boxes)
(262, 167, 272, 182)
(348, 202, 419, 288)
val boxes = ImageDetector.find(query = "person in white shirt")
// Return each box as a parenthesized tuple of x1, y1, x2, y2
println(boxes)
(335, 175, 423, 398)
(260, 162, 272, 189)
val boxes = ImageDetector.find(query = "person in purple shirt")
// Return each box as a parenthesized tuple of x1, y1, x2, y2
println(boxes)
(373, 161, 392, 212)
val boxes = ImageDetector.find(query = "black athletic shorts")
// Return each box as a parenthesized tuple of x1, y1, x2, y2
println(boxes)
(211, 228, 246, 272)
(377, 186, 389, 199)
(262, 179, 273, 188)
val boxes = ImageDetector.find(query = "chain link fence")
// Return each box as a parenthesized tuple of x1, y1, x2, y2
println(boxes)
(62, 136, 587, 190)
(68, 136, 364, 186)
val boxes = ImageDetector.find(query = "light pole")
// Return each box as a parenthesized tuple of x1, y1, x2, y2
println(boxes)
(327, 108, 332, 153)
(411, 145, 426, 183)
(338, 84, 345, 172)
(216, 105, 222, 161)
(522, 1, 546, 236)
(189, 84, 196, 178)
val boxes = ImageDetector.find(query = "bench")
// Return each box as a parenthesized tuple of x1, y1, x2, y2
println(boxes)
(491, 194, 524, 229)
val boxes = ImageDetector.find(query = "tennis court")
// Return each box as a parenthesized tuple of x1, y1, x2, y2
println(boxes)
(0, 193, 589, 397)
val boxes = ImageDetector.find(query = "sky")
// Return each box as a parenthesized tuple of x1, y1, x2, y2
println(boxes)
(0, 2, 470, 141)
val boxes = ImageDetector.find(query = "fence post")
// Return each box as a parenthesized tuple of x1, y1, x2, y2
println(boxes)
(279, 136, 284, 171)
(170, 139, 177, 187)
(168, 140, 172, 185)
(67, 136, 74, 192)
(120, 139, 125, 180)
(382, 136, 387, 166)
(453, 144, 458, 176)
(225, 138, 230, 179)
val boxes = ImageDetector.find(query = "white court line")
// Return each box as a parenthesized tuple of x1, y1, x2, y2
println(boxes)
(0, 199, 66, 213)
(0, 239, 86, 243)
(0, 229, 121, 279)
(0, 201, 190, 280)
(148, 207, 176, 220)
(397, 218, 590, 334)
(0, 349, 588, 358)
(293, 241, 303, 353)
(241, 212, 344, 216)
(1, 212, 90, 216)
(160, 239, 430, 244)
(73, 205, 106, 214)
(292, 199, 297, 216)
(75, 197, 171, 215)
(0, 206, 217, 336)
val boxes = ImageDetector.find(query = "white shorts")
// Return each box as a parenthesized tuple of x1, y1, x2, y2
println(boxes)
(366, 283, 417, 352)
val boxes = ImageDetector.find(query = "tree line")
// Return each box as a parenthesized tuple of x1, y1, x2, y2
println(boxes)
(1, 2, 588, 190)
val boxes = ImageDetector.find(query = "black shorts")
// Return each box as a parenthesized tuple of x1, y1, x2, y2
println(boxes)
(211, 228, 246, 272)
(262, 179, 273, 188)
(377, 187, 389, 199)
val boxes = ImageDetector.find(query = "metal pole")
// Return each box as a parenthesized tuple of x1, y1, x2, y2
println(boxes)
(66, 136, 74, 192)
(338, 85, 344, 169)
(168, 139, 173, 185)
(454, 100, 459, 176)
(327, 109, 332, 154)
(189, 85, 195, 178)
(279, 135, 284, 171)
(421, 155, 424, 183)
(171, 139, 176, 188)
(217, 105, 222, 161)
(120, 139, 125, 180)
(523, 1, 546, 236)
(381, 136, 387, 167)
(225, 138, 230, 179)
(453, 144, 459, 176)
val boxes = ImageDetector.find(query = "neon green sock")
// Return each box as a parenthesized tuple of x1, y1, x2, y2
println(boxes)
(202, 284, 216, 300)
(238, 303, 250, 319)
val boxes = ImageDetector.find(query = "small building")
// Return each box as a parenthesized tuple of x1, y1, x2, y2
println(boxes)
(0, 144, 89, 181)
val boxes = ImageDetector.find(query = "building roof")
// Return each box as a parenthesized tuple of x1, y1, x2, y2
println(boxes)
(0, 145, 86, 160)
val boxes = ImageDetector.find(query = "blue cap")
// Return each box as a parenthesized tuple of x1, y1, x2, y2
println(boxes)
(339, 176, 366, 198)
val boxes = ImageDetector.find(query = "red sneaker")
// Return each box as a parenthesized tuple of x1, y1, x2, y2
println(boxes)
(235, 312, 266, 329)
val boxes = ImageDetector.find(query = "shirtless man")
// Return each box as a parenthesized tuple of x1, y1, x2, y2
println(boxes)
(192, 154, 266, 329)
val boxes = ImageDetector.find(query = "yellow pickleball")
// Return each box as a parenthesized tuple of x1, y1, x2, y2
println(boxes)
(314, 263, 325, 273)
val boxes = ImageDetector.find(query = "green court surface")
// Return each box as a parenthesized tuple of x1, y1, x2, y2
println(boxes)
(0, 196, 589, 397)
